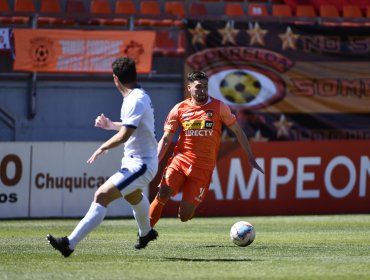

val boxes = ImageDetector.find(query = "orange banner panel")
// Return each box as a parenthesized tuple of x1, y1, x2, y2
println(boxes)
(13, 29, 155, 73)
(154, 140, 370, 216)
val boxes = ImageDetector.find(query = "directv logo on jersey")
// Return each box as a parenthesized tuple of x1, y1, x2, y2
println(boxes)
(185, 129, 213, 137)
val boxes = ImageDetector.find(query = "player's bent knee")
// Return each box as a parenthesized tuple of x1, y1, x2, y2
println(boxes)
(124, 189, 143, 205)
(94, 183, 122, 207)
(94, 191, 108, 206)
(158, 185, 172, 200)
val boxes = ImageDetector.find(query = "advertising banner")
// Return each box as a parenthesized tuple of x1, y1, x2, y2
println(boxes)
(0, 142, 143, 218)
(13, 29, 155, 73)
(0, 144, 30, 217)
(1, 141, 369, 218)
(159, 140, 370, 216)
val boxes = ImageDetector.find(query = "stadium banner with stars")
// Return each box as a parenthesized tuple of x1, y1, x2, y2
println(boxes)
(184, 20, 370, 142)
(12, 29, 155, 74)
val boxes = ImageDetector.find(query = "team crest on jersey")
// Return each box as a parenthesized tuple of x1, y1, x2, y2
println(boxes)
(183, 120, 214, 137)
(205, 110, 214, 118)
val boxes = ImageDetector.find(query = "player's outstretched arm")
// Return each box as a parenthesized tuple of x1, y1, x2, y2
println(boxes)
(87, 125, 135, 164)
(229, 122, 264, 174)
(95, 113, 121, 131)
(157, 130, 175, 162)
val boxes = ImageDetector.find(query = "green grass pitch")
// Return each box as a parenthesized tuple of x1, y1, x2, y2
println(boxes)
(1, 215, 370, 280)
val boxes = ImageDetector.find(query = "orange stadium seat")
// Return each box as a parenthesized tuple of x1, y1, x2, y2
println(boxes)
(135, 1, 163, 27)
(65, 0, 90, 25)
(294, 5, 317, 25)
(140, 1, 161, 15)
(0, 0, 12, 24)
(165, 1, 185, 17)
(272, 4, 293, 17)
(39, 0, 62, 14)
(319, 5, 340, 26)
(90, 0, 112, 14)
(224, 3, 244, 17)
(106, 0, 136, 26)
(164, 1, 185, 27)
(12, 0, 35, 24)
(89, 0, 113, 25)
(189, 3, 208, 17)
(0, 0, 9, 11)
(14, 0, 35, 12)
(247, 3, 269, 16)
(319, 5, 339, 18)
(115, 0, 136, 15)
(319, 4, 340, 26)
(342, 5, 364, 26)
(342, 5, 363, 18)
(66, 0, 86, 14)
(37, 0, 70, 26)
(296, 5, 316, 17)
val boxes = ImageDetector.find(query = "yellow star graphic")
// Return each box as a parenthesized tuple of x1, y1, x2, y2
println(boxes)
(273, 114, 293, 138)
(188, 22, 211, 46)
(251, 130, 269, 142)
(246, 22, 268, 46)
(278, 26, 300, 50)
(218, 21, 239, 45)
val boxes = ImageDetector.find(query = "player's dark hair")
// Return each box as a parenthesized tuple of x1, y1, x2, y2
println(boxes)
(187, 71, 208, 82)
(112, 56, 137, 84)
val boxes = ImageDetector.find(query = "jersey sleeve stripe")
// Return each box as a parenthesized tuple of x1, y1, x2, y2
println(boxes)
(123, 124, 137, 129)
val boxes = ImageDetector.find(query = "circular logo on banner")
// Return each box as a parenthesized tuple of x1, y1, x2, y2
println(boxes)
(29, 37, 54, 67)
(220, 70, 262, 104)
(124, 40, 144, 65)
(209, 67, 284, 110)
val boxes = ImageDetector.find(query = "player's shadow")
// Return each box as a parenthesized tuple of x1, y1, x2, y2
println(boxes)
(200, 245, 236, 248)
(162, 257, 259, 262)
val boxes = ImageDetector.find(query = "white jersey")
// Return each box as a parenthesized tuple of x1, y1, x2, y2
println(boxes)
(120, 87, 157, 159)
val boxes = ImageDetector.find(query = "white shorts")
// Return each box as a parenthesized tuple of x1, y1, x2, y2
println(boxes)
(108, 157, 158, 196)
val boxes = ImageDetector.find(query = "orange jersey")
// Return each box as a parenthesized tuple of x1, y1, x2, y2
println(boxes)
(164, 97, 236, 171)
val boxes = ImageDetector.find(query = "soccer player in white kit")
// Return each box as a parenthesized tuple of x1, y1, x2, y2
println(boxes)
(47, 56, 159, 257)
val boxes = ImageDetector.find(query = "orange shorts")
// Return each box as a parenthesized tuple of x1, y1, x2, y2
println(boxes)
(160, 157, 213, 206)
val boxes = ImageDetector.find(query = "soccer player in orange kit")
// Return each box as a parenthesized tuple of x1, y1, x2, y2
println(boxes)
(149, 71, 264, 227)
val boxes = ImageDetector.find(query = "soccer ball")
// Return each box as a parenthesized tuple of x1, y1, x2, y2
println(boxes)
(230, 221, 256, 247)
(220, 71, 261, 104)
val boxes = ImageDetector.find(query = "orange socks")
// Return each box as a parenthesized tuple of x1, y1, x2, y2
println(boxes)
(149, 195, 167, 228)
